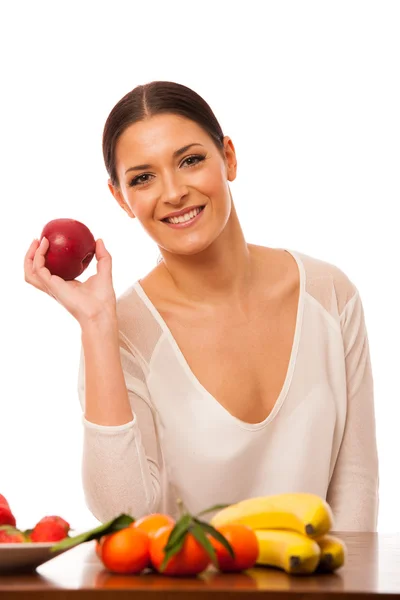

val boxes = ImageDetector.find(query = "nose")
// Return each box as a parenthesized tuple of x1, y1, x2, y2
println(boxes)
(161, 171, 189, 206)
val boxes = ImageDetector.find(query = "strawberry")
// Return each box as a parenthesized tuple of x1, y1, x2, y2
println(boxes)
(0, 505, 16, 527)
(30, 521, 68, 543)
(37, 515, 70, 533)
(0, 494, 16, 527)
(0, 526, 27, 543)
(0, 494, 11, 509)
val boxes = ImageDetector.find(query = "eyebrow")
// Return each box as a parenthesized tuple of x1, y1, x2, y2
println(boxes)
(124, 143, 205, 175)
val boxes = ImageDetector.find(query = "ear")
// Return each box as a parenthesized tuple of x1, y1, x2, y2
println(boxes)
(108, 180, 136, 219)
(222, 136, 237, 181)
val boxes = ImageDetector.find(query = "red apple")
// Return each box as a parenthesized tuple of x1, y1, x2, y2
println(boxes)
(40, 219, 96, 281)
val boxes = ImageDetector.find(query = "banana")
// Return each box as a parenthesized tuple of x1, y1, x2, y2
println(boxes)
(210, 493, 333, 538)
(255, 529, 321, 574)
(315, 534, 346, 572)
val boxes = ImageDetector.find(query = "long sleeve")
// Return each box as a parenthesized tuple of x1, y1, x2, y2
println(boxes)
(327, 291, 379, 531)
(77, 341, 162, 523)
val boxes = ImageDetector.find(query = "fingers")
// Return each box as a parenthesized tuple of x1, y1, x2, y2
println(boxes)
(95, 238, 109, 260)
(95, 239, 113, 278)
(24, 238, 48, 292)
(25, 236, 113, 302)
(24, 237, 60, 299)
(24, 238, 39, 267)
(32, 237, 53, 285)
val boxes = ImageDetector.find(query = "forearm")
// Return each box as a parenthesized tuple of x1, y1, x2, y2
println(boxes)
(82, 420, 162, 522)
(78, 315, 162, 522)
(327, 468, 379, 532)
(81, 314, 133, 426)
(330, 290, 380, 532)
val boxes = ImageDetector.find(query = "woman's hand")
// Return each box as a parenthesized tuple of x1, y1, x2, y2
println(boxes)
(24, 237, 118, 327)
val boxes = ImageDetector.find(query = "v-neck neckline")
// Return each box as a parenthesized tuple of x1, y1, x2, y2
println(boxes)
(133, 249, 306, 431)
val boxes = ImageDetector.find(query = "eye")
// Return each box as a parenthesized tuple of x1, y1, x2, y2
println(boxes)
(128, 154, 206, 187)
(129, 173, 152, 187)
(182, 154, 206, 168)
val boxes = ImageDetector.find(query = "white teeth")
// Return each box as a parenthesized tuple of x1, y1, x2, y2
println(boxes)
(167, 207, 202, 224)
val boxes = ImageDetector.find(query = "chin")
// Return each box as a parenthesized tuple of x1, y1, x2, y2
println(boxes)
(154, 211, 229, 256)
(161, 237, 215, 257)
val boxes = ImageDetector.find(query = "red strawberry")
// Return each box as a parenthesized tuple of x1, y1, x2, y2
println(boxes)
(37, 516, 70, 533)
(0, 494, 11, 509)
(30, 521, 68, 543)
(0, 505, 16, 527)
(0, 526, 26, 543)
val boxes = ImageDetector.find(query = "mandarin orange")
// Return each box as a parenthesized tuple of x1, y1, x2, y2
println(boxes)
(101, 527, 150, 574)
(209, 523, 259, 572)
(149, 524, 211, 576)
(133, 513, 175, 539)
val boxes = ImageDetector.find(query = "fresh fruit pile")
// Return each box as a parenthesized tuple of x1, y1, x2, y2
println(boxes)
(210, 492, 346, 574)
(1, 492, 346, 576)
(0, 494, 70, 543)
(50, 493, 346, 577)
(52, 502, 258, 577)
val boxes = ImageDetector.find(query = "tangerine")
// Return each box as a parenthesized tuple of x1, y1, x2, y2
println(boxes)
(209, 524, 259, 572)
(133, 513, 175, 538)
(101, 527, 150, 574)
(95, 536, 105, 559)
(149, 524, 211, 576)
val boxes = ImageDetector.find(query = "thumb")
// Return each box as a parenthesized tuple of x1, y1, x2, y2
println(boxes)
(95, 239, 112, 277)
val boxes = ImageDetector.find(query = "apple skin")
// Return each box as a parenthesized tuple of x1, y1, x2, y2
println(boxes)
(40, 218, 96, 281)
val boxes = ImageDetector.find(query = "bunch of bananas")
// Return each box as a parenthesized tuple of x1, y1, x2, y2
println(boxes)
(210, 493, 346, 575)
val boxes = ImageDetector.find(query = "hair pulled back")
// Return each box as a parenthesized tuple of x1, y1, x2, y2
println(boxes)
(102, 81, 225, 187)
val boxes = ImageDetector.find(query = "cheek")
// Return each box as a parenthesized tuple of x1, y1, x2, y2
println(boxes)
(196, 162, 226, 196)
(125, 191, 156, 219)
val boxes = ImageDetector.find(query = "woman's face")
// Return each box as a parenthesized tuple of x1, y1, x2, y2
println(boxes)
(110, 114, 237, 255)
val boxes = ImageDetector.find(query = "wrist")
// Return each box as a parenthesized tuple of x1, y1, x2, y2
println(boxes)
(80, 310, 119, 335)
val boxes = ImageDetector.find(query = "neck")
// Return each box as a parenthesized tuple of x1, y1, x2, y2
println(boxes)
(158, 202, 255, 308)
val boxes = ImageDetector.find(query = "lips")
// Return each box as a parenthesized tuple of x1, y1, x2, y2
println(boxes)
(162, 205, 205, 228)
(161, 205, 205, 221)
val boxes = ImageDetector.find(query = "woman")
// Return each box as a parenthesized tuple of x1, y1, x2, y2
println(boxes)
(24, 81, 379, 531)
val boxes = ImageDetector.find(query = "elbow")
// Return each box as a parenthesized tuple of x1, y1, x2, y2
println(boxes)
(82, 469, 162, 524)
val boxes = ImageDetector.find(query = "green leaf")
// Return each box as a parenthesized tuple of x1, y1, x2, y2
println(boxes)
(163, 514, 192, 552)
(195, 503, 231, 517)
(50, 514, 134, 553)
(194, 519, 235, 559)
(159, 514, 192, 572)
(160, 531, 187, 572)
(190, 521, 218, 567)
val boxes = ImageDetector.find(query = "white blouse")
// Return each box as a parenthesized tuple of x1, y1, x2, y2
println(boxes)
(78, 249, 379, 531)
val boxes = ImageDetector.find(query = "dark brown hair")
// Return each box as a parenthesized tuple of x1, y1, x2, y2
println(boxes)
(102, 81, 225, 187)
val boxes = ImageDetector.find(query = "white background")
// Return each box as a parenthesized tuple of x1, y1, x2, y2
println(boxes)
(0, 0, 399, 533)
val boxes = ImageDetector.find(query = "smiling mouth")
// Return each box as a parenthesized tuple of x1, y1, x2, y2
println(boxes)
(161, 205, 205, 223)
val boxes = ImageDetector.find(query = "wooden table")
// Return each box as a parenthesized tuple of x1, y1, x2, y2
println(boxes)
(0, 532, 400, 599)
